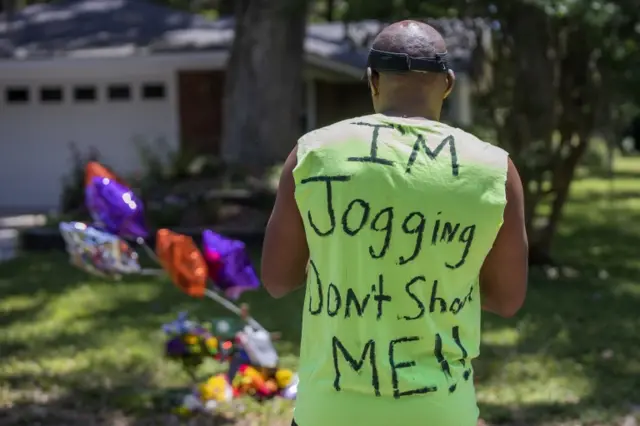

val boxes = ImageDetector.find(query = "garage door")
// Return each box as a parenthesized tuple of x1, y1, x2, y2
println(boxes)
(0, 76, 177, 212)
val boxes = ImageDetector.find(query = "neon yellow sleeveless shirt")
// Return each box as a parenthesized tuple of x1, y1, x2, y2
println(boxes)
(292, 114, 508, 426)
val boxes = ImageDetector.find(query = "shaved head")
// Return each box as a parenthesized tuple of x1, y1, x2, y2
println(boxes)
(372, 20, 447, 59)
(366, 20, 454, 120)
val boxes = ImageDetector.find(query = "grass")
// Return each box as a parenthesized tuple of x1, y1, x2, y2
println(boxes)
(1, 157, 640, 426)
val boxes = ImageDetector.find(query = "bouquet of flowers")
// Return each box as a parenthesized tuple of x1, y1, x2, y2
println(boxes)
(162, 312, 233, 379)
(162, 312, 298, 417)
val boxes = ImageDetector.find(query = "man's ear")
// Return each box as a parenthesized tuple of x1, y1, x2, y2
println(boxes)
(443, 69, 456, 99)
(367, 68, 379, 96)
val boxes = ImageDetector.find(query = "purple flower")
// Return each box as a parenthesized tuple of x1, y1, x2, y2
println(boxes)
(166, 337, 187, 357)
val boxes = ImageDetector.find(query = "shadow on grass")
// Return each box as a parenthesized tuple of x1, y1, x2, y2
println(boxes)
(472, 202, 640, 424)
(0, 251, 304, 347)
(0, 387, 237, 426)
(586, 168, 640, 181)
(477, 272, 640, 424)
(570, 189, 640, 205)
(0, 251, 302, 426)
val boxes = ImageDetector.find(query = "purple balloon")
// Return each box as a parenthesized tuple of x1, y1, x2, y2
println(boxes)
(202, 230, 260, 300)
(85, 177, 148, 239)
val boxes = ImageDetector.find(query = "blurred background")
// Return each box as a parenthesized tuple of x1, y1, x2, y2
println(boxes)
(0, 0, 639, 425)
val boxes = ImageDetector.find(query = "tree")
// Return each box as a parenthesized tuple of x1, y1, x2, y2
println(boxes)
(221, 0, 310, 173)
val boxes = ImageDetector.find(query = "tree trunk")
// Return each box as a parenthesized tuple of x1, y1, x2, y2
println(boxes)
(504, 3, 556, 156)
(533, 25, 598, 255)
(221, 0, 309, 173)
(0, 0, 16, 16)
(535, 135, 588, 255)
(218, 0, 234, 16)
(325, 0, 335, 21)
(500, 2, 556, 254)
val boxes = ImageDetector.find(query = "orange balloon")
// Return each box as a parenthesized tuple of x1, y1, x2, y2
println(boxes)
(85, 161, 128, 188)
(156, 229, 208, 298)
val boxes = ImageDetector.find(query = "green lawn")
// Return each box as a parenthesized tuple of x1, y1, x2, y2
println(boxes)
(1, 158, 640, 426)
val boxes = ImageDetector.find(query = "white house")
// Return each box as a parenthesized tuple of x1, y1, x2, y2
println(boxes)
(0, 0, 488, 212)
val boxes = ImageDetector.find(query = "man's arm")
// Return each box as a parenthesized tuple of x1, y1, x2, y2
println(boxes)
(479, 158, 528, 318)
(261, 147, 309, 298)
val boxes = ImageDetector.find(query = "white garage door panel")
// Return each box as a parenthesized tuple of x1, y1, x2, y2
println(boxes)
(0, 78, 177, 212)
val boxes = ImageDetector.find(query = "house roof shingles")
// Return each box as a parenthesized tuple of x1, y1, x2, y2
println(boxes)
(0, 0, 491, 73)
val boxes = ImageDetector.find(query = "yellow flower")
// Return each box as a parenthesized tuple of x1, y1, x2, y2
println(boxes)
(200, 375, 230, 401)
(205, 337, 218, 348)
(199, 383, 214, 400)
(275, 369, 294, 388)
(184, 335, 198, 345)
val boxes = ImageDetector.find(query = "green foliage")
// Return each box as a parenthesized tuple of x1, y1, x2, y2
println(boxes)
(133, 138, 171, 189)
(59, 143, 99, 216)
(579, 137, 614, 174)
(133, 137, 223, 189)
(132, 138, 228, 228)
(57, 138, 227, 228)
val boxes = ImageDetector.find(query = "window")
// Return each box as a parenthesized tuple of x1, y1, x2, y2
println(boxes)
(74, 86, 97, 102)
(5, 87, 29, 104)
(108, 84, 131, 101)
(40, 86, 64, 103)
(142, 83, 166, 100)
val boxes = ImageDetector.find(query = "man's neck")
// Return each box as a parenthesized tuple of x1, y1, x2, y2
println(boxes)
(378, 105, 440, 122)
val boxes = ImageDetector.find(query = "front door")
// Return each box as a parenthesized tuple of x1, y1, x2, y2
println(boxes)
(177, 70, 225, 155)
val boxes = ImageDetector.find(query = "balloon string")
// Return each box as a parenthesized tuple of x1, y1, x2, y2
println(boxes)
(135, 237, 267, 332)
(136, 240, 165, 275)
(137, 238, 162, 264)
(203, 288, 267, 332)
(139, 268, 164, 276)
